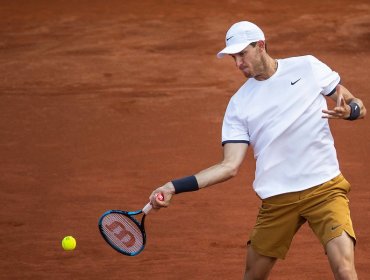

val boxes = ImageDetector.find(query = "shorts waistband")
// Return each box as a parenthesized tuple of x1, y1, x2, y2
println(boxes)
(262, 174, 346, 205)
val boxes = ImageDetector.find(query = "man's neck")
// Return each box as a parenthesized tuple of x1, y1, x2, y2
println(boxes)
(254, 56, 277, 81)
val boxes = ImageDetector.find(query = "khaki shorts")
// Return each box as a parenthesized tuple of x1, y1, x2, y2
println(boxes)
(249, 174, 356, 259)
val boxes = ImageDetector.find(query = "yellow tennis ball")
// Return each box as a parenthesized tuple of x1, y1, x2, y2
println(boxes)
(62, 236, 76, 251)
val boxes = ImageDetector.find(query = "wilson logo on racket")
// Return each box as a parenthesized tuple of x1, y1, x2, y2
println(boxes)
(105, 221, 136, 247)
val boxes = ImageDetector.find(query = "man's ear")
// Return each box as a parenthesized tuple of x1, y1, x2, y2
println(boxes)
(257, 40, 266, 51)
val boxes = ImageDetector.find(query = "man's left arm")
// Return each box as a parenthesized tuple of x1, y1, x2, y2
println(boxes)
(322, 84, 367, 120)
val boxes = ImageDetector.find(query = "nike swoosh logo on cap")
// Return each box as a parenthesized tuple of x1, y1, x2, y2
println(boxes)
(226, 36, 234, 41)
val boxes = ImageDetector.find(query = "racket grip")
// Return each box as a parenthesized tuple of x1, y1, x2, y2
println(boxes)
(143, 193, 164, 215)
(142, 202, 153, 215)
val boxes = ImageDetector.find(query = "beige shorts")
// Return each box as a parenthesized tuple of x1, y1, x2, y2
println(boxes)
(249, 174, 356, 259)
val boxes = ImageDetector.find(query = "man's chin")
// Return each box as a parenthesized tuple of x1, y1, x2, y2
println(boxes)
(242, 72, 253, 78)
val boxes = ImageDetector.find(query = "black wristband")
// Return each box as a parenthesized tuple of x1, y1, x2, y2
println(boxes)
(346, 101, 360, 121)
(172, 175, 199, 194)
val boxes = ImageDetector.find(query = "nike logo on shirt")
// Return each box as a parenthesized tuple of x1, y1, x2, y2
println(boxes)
(291, 78, 301, 85)
(226, 36, 234, 41)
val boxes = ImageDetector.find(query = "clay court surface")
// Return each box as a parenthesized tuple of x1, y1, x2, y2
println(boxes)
(0, 0, 369, 279)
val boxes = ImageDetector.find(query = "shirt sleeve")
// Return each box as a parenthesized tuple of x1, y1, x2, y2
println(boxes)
(307, 55, 340, 96)
(221, 97, 250, 146)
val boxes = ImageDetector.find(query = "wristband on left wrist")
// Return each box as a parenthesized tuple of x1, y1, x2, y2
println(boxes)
(171, 175, 199, 194)
(346, 101, 360, 121)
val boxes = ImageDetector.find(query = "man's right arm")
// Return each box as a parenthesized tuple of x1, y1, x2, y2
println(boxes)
(149, 143, 248, 208)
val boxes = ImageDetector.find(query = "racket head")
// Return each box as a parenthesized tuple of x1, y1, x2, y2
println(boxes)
(98, 210, 147, 256)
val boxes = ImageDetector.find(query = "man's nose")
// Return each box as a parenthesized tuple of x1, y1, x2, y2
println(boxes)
(235, 56, 244, 68)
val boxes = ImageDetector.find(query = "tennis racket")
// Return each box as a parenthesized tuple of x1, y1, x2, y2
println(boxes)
(98, 194, 163, 256)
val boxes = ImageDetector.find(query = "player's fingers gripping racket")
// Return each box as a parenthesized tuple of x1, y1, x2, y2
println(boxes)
(98, 193, 164, 256)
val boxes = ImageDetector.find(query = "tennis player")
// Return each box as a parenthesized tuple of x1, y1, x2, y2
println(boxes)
(149, 21, 366, 280)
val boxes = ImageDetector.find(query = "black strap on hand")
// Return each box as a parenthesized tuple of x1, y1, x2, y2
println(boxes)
(346, 101, 361, 121)
(172, 175, 199, 194)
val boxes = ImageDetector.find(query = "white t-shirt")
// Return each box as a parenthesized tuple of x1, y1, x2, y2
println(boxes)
(222, 55, 341, 199)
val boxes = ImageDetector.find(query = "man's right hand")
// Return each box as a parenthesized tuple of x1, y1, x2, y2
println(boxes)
(149, 182, 175, 209)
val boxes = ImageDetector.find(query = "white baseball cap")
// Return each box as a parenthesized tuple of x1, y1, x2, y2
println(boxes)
(217, 21, 265, 58)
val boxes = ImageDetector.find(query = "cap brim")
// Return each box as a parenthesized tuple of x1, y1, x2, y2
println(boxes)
(216, 42, 251, 58)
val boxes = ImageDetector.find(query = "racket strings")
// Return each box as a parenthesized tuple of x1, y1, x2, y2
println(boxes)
(101, 213, 144, 254)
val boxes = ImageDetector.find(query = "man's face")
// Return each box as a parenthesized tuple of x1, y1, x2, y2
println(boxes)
(230, 43, 262, 79)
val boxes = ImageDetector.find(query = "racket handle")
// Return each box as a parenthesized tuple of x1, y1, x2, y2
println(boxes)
(142, 202, 153, 214)
(142, 193, 164, 215)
